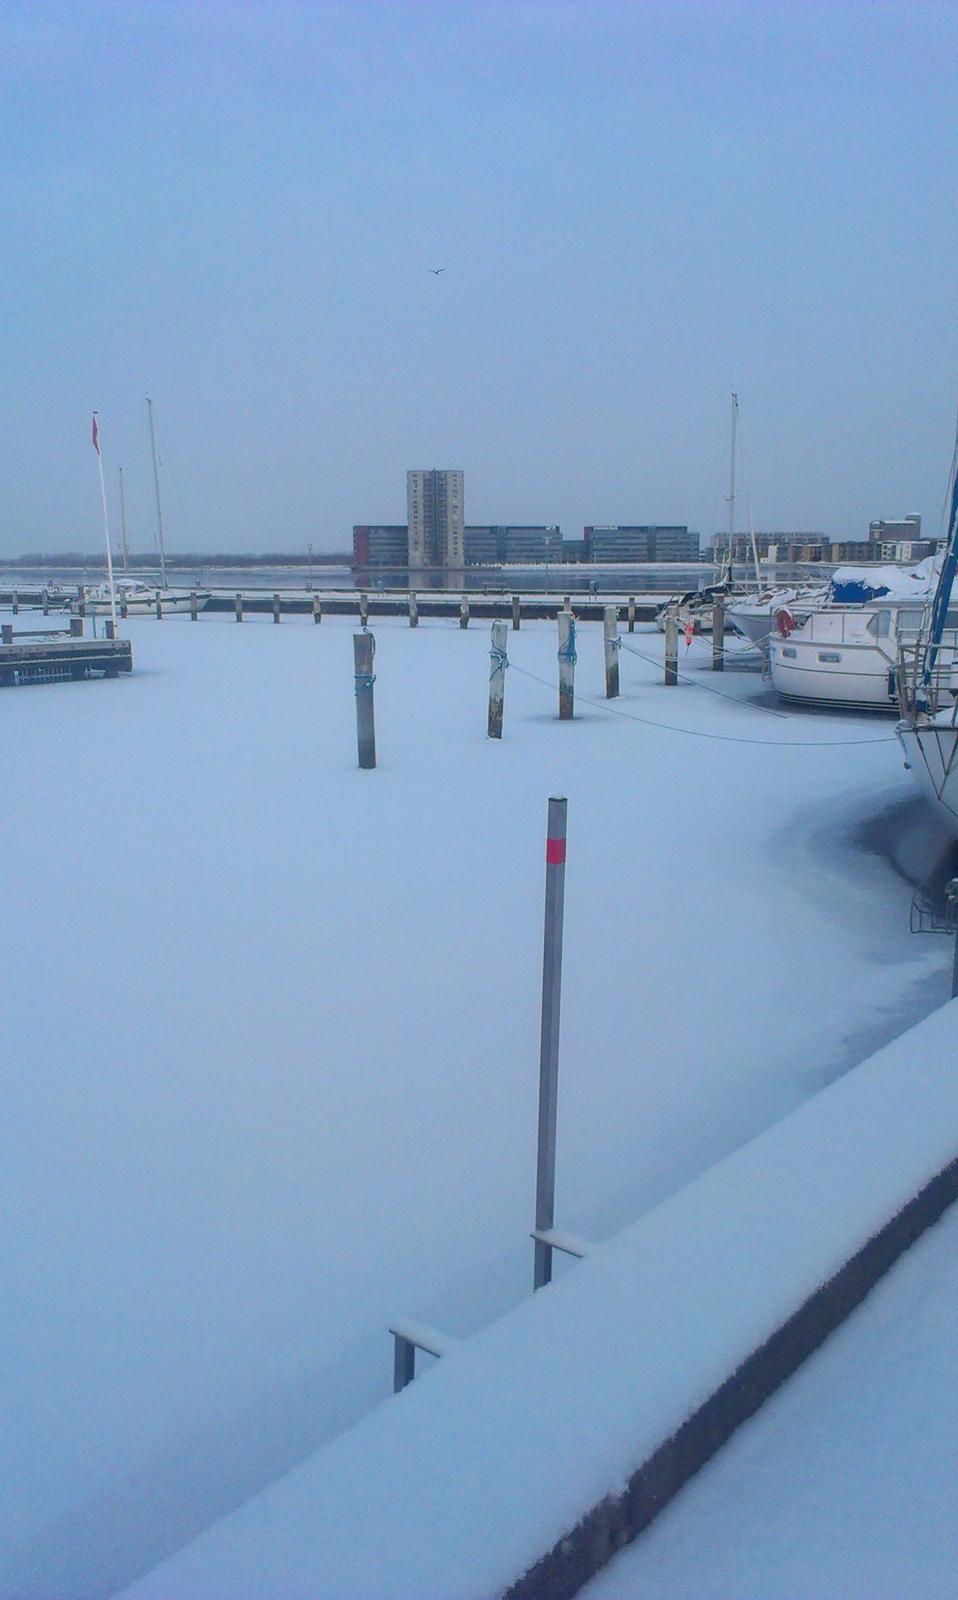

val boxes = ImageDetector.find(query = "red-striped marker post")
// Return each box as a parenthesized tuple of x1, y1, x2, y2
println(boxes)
(534, 795, 568, 1291)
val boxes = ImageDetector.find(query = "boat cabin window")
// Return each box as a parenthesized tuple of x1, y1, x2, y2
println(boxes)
(866, 609, 891, 638)
(896, 608, 924, 634)
(818, 651, 841, 663)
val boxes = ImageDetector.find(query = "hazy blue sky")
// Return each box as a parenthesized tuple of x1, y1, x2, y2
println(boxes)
(2, 0, 957, 555)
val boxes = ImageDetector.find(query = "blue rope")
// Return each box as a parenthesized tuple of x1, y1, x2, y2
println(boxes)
(558, 617, 577, 667)
(489, 628, 509, 681)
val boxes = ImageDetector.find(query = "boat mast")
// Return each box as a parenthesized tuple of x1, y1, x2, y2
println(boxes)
(924, 424, 958, 686)
(118, 465, 130, 574)
(146, 396, 168, 589)
(725, 391, 738, 583)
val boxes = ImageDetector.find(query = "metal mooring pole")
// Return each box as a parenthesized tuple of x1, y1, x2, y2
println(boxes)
(534, 796, 568, 1291)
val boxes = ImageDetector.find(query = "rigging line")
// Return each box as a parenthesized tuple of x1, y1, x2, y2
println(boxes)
(617, 636, 790, 719)
(506, 659, 899, 748)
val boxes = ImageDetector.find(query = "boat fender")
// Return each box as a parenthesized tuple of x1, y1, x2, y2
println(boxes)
(776, 607, 796, 638)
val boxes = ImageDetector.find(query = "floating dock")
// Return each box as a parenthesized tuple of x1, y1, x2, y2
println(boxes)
(0, 635, 133, 686)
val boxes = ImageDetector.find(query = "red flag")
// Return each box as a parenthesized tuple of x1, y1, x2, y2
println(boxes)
(92, 412, 100, 455)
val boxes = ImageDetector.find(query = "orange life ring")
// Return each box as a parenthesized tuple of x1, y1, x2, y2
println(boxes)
(776, 607, 796, 639)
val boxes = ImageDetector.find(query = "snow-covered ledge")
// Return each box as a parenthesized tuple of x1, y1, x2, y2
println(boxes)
(123, 1001, 958, 1600)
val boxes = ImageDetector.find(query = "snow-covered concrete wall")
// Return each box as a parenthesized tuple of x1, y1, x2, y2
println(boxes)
(123, 999, 958, 1600)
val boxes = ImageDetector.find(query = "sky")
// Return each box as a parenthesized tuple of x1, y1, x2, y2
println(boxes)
(2, 0, 957, 557)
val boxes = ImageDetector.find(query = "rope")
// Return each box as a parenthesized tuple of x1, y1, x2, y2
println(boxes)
(618, 637, 790, 720)
(506, 658, 898, 748)
(489, 626, 509, 682)
(557, 616, 577, 667)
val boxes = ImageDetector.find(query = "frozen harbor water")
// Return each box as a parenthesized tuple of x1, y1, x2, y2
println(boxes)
(1, 609, 949, 1598)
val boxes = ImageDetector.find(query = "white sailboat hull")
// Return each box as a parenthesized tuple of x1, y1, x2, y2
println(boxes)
(898, 721, 958, 839)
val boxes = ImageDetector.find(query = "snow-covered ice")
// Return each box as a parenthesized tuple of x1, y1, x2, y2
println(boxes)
(1, 609, 949, 1597)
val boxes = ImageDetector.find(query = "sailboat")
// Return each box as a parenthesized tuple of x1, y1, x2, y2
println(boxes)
(656, 392, 758, 634)
(83, 399, 210, 615)
(896, 430, 958, 833)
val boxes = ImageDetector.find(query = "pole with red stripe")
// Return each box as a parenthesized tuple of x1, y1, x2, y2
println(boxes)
(534, 795, 568, 1290)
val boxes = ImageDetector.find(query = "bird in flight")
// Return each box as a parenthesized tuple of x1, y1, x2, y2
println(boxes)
(430, 266, 445, 275)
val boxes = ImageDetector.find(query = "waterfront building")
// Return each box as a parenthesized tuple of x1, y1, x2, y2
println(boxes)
(585, 526, 698, 562)
(407, 470, 465, 570)
(352, 524, 409, 570)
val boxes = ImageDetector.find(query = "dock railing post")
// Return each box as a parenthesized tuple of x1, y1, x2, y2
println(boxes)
(353, 632, 377, 769)
(628, 595, 636, 632)
(488, 621, 508, 739)
(460, 593, 469, 629)
(512, 594, 521, 631)
(665, 615, 679, 686)
(313, 594, 322, 624)
(409, 591, 418, 628)
(534, 796, 568, 1291)
(712, 598, 725, 671)
(235, 592, 243, 622)
(273, 592, 281, 624)
(603, 606, 620, 698)
(558, 610, 576, 720)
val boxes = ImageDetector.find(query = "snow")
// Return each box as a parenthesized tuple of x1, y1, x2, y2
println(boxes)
(0, 608, 950, 1597)
(117, 997, 958, 1600)
(583, 1197, 958, 1599)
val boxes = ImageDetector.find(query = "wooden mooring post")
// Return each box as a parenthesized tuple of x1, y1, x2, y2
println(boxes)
(359, 592, 369, 628)
(353, 632, 376, 769)
(558, 611, 575, 720)
(408, 591, 418, 628)
(190, 591, 198, 621)
(313, 594, 322, 624)
(104, 619, 116, 640)
(627, 595, 636, 632)
(1, 624, 12, 644)
(42, 590, 49, 616)
(235, 592, 243, 622)
(460, 594, 469, 629)
(488, 621, 507, 739)
(603, 606, 620, 698)
(273, 592, 281, 624)
(712, 598, 725, 671)
(664, 615, 679, 686)
(512, 594, 521, 631)
(155, 594, 163, 620)
(70, 617, 83, 637)
(120, 594, 129, 619)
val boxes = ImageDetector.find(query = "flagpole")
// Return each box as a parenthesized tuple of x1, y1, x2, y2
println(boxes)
(92, 412, 118, 635)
